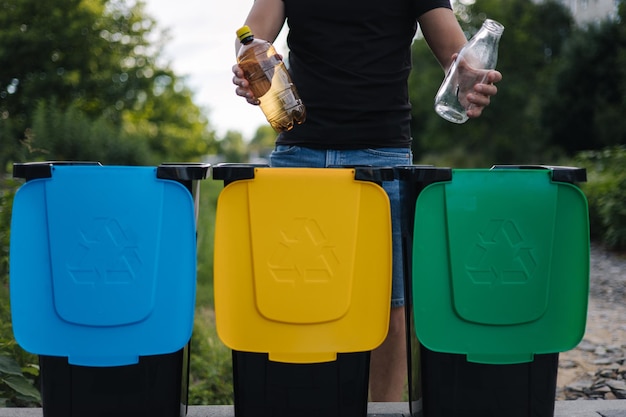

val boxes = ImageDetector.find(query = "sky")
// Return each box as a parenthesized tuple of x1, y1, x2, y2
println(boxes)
(143, 0, 288, 139)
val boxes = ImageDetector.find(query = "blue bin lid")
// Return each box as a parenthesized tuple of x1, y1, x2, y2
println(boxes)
(10, 165, 197, 367)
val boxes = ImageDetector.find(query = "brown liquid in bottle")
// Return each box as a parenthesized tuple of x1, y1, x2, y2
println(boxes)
(237, 48, 275, 98)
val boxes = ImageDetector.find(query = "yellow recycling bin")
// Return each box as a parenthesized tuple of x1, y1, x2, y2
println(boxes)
(213, 165, 393, 417)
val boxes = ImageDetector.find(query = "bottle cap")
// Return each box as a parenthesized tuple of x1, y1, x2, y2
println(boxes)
(236, 25, 253, 42)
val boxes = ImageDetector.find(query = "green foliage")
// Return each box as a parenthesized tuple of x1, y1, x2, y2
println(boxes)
(0, 348, 41, 407)
(0, 0, 216, 172)
(0, 178, 16, 286)
(248, 125, 278, 163)
(208, 124, 276, 164)
(188, 310, 233, 405)
(190, 180, 233, 405)
(575, 146, 626, 250)
(0, 117, 17, 173)
(28, 99, 153, 165)
(0, 178, 41, 407)
(195, 180, 221, 307)
(122, 72, 218, 163)
(541, 6, 626, 155)
(0, 297, 40, 409)
(218, 131, 248, 163)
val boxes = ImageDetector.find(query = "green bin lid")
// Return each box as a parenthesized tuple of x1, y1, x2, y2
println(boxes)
(412, 168, 589, 364)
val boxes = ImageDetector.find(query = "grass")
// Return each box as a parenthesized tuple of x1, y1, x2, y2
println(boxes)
(189, 178, 234, 405)
(195, 179, 221, 308)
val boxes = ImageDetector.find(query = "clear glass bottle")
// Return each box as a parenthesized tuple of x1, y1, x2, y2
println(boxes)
(434, 19, 504, 124)
(236, 25, 306, 132)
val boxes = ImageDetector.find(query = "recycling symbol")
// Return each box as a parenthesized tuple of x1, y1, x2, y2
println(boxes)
(268, 218, 339, 285)
(465, 219, 537, 285)
(68, 217, 141, 285)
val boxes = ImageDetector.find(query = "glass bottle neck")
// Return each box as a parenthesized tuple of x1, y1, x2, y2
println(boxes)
(482, 19, 504, 36)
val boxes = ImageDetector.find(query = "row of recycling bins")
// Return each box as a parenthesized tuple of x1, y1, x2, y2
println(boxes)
(8, 161, 590, 417)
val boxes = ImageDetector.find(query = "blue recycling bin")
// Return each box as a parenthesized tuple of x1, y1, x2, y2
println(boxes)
(397, 165, 590, 417)
(9, 161, 209, 417)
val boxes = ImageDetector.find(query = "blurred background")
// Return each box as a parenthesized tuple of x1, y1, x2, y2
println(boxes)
(1, 0, 625, 407)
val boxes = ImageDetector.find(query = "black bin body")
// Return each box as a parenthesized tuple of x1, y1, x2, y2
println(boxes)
(232, 351, 370, 417)
(420, 348, 558, 417)
(39, 347, 189, 417)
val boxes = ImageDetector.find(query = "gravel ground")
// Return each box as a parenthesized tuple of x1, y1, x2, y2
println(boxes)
(556, 243, 626, 400)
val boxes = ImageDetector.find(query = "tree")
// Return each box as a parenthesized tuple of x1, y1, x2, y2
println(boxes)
(218, 130, 248, 163)
(28, 99, 153, 165)
(541, 3, 626, 155)
(0, 0, 216, 170)
(248, 125, 277, 163)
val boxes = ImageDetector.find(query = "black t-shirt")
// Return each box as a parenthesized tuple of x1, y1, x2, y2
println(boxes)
(277, 0, 451, 149)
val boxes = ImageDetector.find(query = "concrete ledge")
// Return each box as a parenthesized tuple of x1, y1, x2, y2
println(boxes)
(1, 401, 626, 417)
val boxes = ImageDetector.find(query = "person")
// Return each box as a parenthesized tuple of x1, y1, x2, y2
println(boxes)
(232, 0, 502, 402)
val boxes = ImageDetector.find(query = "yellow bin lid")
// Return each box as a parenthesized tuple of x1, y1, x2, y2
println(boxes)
(213, 167, 392, 363)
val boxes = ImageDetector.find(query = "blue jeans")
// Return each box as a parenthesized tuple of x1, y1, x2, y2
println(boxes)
(270, 145, 412, 308)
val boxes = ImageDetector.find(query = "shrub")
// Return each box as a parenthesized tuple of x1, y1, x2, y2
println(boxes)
(0, 178, 41, 407)
(575, 146, 626, 250)
(188, 309, 233, 405)
(188, 180, 234, 405)
(29, 100, 153, 166)
(0, 178, 17, 286)
(0, 327, 42, 407)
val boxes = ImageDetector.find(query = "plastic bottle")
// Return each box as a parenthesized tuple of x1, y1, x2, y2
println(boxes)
(236, 25, 306, 132)
(434, 19, 504, 124)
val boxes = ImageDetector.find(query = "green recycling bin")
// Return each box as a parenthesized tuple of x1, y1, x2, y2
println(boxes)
(398, 165, 590, 417)
(10, 161, 209, 417)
